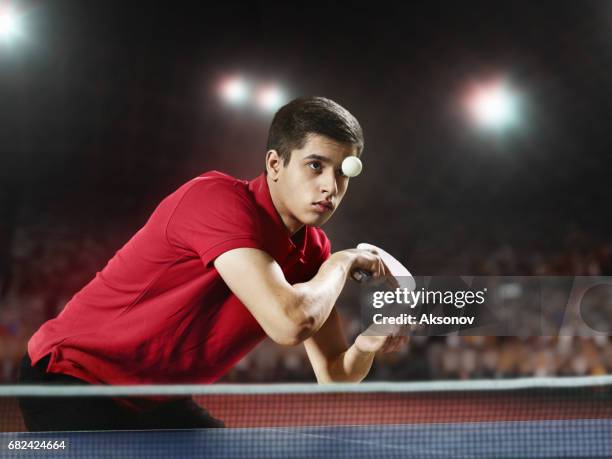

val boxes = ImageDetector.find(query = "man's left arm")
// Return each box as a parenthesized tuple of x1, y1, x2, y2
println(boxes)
(303, 307, 408, 383)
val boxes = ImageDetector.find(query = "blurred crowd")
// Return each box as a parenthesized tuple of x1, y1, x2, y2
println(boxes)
(1, 220, 611, 383)
(0, 220, 123, 382)
(225, 335, 612, 383)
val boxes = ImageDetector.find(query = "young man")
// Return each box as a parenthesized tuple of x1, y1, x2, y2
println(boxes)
(18, 96, 407, 431)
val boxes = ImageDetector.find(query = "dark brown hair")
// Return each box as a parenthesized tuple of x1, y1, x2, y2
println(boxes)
(265, 97, 364, 172)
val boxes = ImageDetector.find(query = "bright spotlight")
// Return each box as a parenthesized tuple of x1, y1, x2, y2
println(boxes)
(219, 76, 250, 106)
(466, 80, 520, 130)
(0, 8, 21, 42)
(255, 85, 286, 113)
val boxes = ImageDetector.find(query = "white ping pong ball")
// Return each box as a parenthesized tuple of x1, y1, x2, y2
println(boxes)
(341, 156, 362, 178)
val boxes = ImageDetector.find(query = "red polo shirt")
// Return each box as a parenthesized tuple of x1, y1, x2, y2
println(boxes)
(28, 171, 331, 384)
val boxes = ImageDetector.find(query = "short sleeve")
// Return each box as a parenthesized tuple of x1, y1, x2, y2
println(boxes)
(166, 179, 263, 267)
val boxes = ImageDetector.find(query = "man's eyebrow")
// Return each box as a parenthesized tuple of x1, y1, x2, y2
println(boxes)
(302, 154, 333, 163)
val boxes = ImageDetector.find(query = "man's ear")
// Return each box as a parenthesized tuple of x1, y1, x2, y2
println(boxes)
(266, 150, 282, 181)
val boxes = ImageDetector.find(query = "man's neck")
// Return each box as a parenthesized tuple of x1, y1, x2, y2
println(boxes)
(290, 226, 305, 245)
(266, 175, 303, 236)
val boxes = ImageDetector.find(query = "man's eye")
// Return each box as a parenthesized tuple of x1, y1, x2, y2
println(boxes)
(308, 162, 322, 171)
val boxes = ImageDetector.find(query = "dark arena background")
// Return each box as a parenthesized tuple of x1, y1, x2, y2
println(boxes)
(2, 0, 612, 383)
(0, 2, 612, 458)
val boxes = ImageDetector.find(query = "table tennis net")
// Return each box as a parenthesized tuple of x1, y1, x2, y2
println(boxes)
(1, 377, 611, 458)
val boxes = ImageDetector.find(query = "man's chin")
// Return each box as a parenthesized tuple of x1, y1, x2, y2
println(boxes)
(302, 213, 332, 227)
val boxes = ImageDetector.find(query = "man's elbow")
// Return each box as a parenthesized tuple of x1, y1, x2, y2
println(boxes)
(268, 291, 316, 346)
(269, 328, 310, 347)
(268, 317, 315, 346)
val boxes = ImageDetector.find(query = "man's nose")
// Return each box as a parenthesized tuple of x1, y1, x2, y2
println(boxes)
(320, 169, 338, 196)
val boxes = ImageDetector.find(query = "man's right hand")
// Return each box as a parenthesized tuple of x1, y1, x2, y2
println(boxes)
(214, 246, 390, 348)
(329, 248, 390, 283)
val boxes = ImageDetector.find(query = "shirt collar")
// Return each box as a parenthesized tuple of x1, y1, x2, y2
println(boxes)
(248, 173, 308, 259)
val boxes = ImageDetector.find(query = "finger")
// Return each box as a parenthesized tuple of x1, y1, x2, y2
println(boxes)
(378, 336, 390, 353)
(370, 259, 380, 279)
(379, 260, 399, 288)
(396, 336, 409, 349)
(362, 250, 384, 279)
(388, 334, 408, 353)
(377, 258, 385, 279)
(382, 336, 396, 353)
(382, 339, 394, 353)
(362, 252, 381, 279)
(386, 338, 402, 353)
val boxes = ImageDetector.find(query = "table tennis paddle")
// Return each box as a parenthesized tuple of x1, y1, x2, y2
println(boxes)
(352, 243, 416, 291)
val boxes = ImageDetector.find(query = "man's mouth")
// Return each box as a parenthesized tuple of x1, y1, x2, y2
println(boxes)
(313, 201, 334, 212)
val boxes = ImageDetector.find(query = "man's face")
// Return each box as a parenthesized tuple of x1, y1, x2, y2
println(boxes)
(268, 133, 359, 233)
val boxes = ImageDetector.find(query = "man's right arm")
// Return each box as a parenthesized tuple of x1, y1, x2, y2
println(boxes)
(213, 248, 385, 346)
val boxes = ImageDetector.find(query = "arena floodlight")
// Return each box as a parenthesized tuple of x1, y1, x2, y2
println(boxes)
(255, 85, 286, 113)
(466, 80, 520, 130)
(219, 76, 250, 107)
(0, 7, 22, 43)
